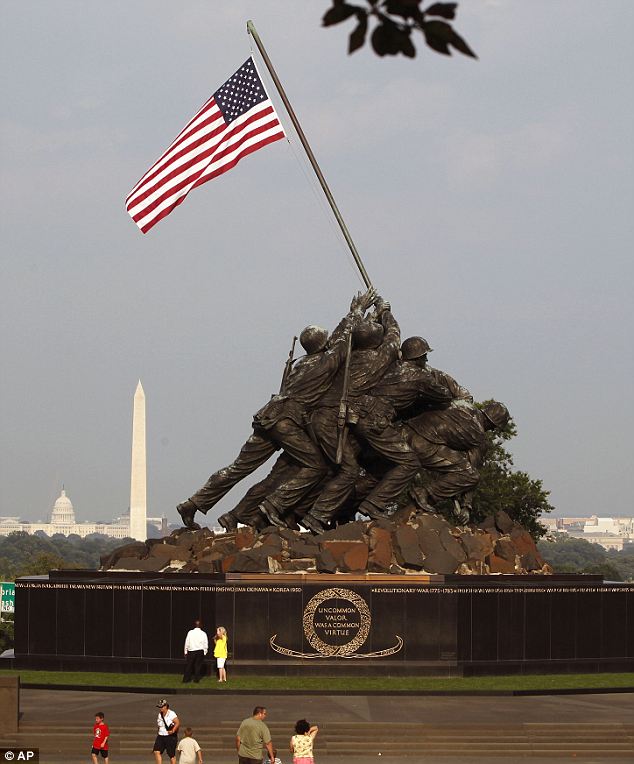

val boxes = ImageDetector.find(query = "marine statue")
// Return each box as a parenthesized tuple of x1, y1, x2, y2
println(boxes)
(177, 293, 509, 533)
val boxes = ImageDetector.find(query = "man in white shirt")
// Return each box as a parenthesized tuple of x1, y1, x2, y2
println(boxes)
(153, 699, 180, 764)
(183, 619, 208, 683)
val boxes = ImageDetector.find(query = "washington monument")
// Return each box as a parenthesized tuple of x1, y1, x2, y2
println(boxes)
(129, 380, 147, 541)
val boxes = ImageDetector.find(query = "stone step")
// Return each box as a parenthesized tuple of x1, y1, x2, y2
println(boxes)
(3, 739, 633, 754)
(3, 721, 634, 760)
(5, 730, 634, 741)
(7, 733, 633, 744)
(15, 721, 634, 733)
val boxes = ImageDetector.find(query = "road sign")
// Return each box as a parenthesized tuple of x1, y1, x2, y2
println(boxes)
(0, 582, 15, 614)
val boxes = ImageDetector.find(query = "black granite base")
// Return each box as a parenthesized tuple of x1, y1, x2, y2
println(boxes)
(14, 571, 634, 676)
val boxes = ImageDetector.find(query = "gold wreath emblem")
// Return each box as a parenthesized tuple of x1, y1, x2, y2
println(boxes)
(269, 586, 403, 659)
(303, 587, 370, 657)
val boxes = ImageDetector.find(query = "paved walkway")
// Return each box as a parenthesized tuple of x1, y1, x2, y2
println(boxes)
(8, 688, 634, 763)
(20, 687, 634, 723)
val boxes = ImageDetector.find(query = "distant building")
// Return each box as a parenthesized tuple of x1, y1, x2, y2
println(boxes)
(578, 533, 628, 552)
(0, 488, 130, 539)
(542, 514, 634, 552)
(584, 517, 634, 535)
(147, 516, 169, 536)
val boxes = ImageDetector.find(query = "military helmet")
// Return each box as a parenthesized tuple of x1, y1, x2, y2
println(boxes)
(482, 401, 510, 429)
(299, 325, 329, 354)
(352, 320, 384, 350)
(401, 336, 433, 360)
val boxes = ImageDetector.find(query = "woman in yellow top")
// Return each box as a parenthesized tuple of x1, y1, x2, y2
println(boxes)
(213, 626, 228, 682)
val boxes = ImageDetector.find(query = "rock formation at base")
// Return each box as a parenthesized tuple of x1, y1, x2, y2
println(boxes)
(101, 508, 551, 576)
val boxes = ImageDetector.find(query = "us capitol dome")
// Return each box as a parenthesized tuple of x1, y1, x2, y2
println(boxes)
(49, 488, 76, 525)
(0, 487, 132, 539)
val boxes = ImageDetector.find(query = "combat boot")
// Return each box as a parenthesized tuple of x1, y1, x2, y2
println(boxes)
(218, 512, 238, 532)
(357, 500, 385, 522)
(177, 500, 201, 530)
(300, 513, 327, 535)
(259, 501, 286, 528)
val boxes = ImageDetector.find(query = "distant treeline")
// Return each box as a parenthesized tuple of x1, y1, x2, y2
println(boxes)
(538, 534, 634, 581)
(0, 531, 134, 581)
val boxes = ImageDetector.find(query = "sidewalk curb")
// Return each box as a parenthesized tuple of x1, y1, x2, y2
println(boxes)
(20, 683, 634, 697)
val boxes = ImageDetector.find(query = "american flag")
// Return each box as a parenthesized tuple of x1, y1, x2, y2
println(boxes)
(126, 58, 285, 234)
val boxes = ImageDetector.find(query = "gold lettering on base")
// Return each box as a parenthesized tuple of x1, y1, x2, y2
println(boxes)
(270, 587, 403, 659)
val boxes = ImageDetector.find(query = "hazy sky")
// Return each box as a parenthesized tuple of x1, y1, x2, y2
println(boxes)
(1, 1, 632, 523)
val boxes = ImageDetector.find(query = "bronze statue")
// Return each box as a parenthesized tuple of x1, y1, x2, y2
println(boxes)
(177, 297, 510, 533)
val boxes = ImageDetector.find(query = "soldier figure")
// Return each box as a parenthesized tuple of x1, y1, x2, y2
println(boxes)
(404, 399, 510, 523)
(298, 302, 423, 531)
(176, 290, 376, 530)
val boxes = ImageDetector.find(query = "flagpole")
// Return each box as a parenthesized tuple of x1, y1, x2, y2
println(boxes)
(247, 20, 373, 289)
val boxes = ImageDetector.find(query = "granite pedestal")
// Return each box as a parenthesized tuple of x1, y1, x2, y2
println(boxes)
(14, 571, 634, 676)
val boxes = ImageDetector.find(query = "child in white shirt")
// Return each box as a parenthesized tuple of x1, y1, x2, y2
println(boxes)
(177, 727, 202, 764)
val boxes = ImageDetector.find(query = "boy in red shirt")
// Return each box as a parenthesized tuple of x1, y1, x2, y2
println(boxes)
(92, 711, 110, 764)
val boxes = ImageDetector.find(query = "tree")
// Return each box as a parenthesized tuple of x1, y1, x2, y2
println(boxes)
(469, 407, 554, 538)
(537, 534, 607, 571)
(0, 532, 135, 580)
(536, 534, 634, 581)
(607, 549, 634, 582)
(14, 552, 70, 577)
(322, 1, 476, 59)
(583, 562, 623, 581)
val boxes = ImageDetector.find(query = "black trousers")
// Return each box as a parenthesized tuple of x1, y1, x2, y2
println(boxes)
(183, 649, 205, 682)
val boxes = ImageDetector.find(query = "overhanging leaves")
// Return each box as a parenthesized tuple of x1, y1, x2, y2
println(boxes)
(422, 19, 477, 57)
(322, 1, 477, 59)
(322, 3, 363, 27)
(425, 2, 457, 20)
(349, 15, 369, 53)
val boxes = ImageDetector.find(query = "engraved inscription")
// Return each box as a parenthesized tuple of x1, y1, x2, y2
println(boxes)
(303, 587, 371, 656)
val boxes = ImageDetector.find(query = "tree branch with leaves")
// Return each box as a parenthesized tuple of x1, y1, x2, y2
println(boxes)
(322, 1, 476, 59)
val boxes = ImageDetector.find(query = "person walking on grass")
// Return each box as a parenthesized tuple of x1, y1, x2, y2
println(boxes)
(236, 706, 274, 764)
(214, 625, 228, 682)
(290, 719, 318, 764)
(91, 711, 109, 764)
(177, 727, 203, 764)
(153, 699, 180, 764)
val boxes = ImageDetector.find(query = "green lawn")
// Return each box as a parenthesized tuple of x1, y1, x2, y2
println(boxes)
(1, 668, 633, 692)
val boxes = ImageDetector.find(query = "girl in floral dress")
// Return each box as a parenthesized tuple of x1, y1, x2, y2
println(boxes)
(290, 719, 319, 764)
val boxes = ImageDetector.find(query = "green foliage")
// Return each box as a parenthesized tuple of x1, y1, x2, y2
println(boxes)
(0, 619, 14, 653)
(538, 534, 634, 581)
(322, 1, 476, 59)
(0, 532, 134, 580)
(607, 549, 634, 582)
(538, 535, 606, 570)
(582, 562, 623, 581)
(470, 408, 554, 538)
